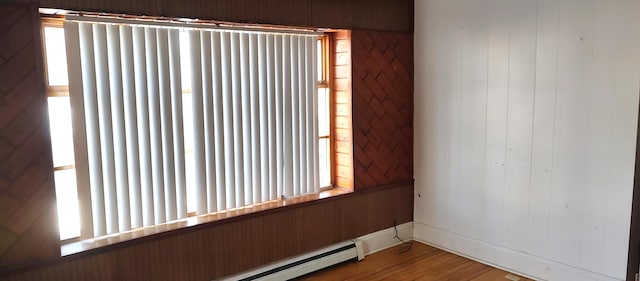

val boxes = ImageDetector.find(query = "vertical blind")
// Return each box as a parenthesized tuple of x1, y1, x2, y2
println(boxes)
(64, 18, 319, 238)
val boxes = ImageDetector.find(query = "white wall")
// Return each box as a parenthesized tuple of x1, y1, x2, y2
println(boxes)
(413, 0, 640, 280)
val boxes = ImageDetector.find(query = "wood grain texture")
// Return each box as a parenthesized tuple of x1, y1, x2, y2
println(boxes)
(296, 241, 533, 281)
(36, 0, 414, 32)
(0, 2, 415, 279)
(352, 30, 413, 189)
(1, 183, 413, 280)
(332, 30, 353, 189)
(0, 2, 59, 270)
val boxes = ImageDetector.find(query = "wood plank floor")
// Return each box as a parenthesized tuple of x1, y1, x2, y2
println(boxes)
(295, 241, 534, 281)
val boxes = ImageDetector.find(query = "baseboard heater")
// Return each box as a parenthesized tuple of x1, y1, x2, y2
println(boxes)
(217, 240, 365, 281)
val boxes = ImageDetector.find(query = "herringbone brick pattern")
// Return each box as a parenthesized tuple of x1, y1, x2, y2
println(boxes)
(0, 3, 59, 270)
(351, 30, 413, 188)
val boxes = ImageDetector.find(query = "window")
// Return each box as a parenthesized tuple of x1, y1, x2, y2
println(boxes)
(42, 15, 333, 241)
(317, 36, 332, 188)
(43, 21, 81, 240)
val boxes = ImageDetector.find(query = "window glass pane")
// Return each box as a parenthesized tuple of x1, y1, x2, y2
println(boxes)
(48, 96, 75, 167)
(43, 26, 69, 86)
(317, 39, 323, 81)
(319, 138, 331, 187)
(318, 88, 330, 137)
(54, 169, 81, 240)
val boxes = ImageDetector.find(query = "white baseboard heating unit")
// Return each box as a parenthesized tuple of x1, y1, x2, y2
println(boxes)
(217, 240, 365, 281)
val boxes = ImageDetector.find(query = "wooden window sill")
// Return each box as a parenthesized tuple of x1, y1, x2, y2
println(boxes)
(61, 187, 353, 257)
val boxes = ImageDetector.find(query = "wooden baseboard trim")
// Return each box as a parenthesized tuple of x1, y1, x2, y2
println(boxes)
(357, 221, 413, 256)
(414, 221, 622, 281)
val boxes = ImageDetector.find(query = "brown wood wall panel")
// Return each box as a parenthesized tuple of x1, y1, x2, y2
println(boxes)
(0, 1, 414, 279)
(351, 30, 414, 189)
(1, 183, 413, 281)
(35, 0, 414, 32)
(0, 2, 59, 270)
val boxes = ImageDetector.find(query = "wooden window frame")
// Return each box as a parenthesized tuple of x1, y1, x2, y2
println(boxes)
(318, 34, 333, 190)
(40, 14, 355, 254)
(41, 17, 84, 244)
(329, 30, 353, 190)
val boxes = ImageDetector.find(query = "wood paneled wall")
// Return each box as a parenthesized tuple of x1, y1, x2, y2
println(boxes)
(332, 30, 354, 189)
(0, 1, 415, 280)
(0, 2, 59, 269)
(2, 183, 413, 281)
(36, 0, 414, 32)
(352, 30, 414, 188)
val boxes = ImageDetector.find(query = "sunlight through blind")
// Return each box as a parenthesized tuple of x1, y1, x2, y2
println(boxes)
(64, 18, 319, 238)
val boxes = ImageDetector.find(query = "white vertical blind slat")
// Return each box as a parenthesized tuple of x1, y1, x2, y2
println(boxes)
(266, 34, 278, 201)
(240, 33, 253, 205)
(274, 35, 284, 199)
(133, 26, 154, 227)
(157, 29, 176, 221)
(282, 35, 294, 197)
(306, 36, 317, 193)
(257, 34, 270, 202)
(168, 29, 187, 218)
(312, 36, 320, 192)
(93, 24, 119, 234)
(290, 36, 301, 196)
(220, 32, 236, 209)
(119, 25, 143, 229)
(249, 34, 262, 204)
(210, 31, 226, 212)
(145, 27, 166, 224)
(230, 32, 245, 207)
(64, 21, 95, 239)
(106, 24, 131, 232)
(189, 30, 207, 215)
(298, 36, 308, 195)
(200, 31, 217, 213)
(78, 22, 107, 237)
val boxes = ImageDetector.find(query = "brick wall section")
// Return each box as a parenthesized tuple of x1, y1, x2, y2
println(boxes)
(0, 3, 60, 269)
(351, 30, 414, 189)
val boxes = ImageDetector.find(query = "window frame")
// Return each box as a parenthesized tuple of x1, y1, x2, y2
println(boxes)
(41, 18, 86, 244)
(40, 14, 350, 250)
(317, 34, 333, 190)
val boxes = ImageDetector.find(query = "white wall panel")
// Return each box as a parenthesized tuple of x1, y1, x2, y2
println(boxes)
(414, 0, 640, 280)
(458, 0, 489, 241)
(413, 0, 441, 228)
(481, 0, 511, 246)
(603, 0, 640, 276)
(547, 0, 592, 266)
(527, 0, 558, 259)
(579, 0, 615, 273)
(502, 0, 537, 252)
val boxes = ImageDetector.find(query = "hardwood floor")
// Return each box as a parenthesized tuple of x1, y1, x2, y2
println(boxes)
(296, 241, 534, 281)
